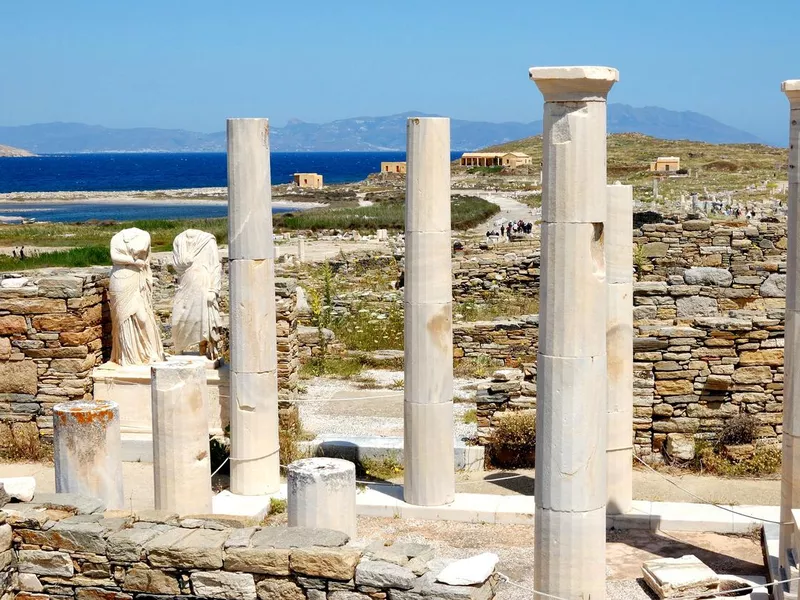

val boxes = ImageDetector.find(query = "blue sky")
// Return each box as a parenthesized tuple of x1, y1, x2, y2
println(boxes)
(0, 0, 797, 144)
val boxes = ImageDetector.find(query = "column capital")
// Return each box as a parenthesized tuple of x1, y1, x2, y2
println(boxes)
(529, 66, 618, 102)
(783, 80, 800, 105)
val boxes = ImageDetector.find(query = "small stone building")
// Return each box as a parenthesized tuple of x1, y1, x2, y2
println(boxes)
(293, 173, 323, 189)
(380, 161, 407, 174)
(650, 156, 681, 172)
(460, 152, 532, 168)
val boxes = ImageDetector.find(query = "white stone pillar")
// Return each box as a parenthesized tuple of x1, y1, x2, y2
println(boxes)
(529, 66, 618, 600)
(297, 238, 306, 263)
(287, 458, 356, 538)
(606, 182, 633, 515)
(151, 361, 212, 514)
(227, 118, 280, 495)
(53, 401, 124, 509)
(781, 79, 800, 584)
(403, 117, 455, 507)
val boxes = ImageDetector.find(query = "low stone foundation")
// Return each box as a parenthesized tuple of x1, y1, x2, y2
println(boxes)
(2, 495, 499, 600)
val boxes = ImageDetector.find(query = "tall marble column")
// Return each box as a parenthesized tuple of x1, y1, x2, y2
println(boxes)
(606, 182, 634, 515)
(227, 118, 280, 495)
(781, 79, 800, 586)
(529, 66, 618, 600)
(403, 117, 455, 506)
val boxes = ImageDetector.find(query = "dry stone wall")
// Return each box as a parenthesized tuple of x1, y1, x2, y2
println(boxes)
(3, 495, 499, 600)
(0, 269, 109, 445)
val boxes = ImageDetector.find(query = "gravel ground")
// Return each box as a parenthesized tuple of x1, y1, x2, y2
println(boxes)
(298, 369, 479, 442)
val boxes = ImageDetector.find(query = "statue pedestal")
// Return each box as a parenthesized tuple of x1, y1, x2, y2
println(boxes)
(91, 355, 229, 462)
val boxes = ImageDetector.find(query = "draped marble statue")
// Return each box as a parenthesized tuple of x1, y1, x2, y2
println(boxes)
(109, 228, 164, 366)
(171, 229, 222, 360)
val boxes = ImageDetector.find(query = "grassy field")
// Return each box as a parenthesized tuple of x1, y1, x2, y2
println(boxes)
(0, 218, 228, 251)
(480, 133, 788, 202)
(0, 246, 111, 271)
(274, 195, 499, 232)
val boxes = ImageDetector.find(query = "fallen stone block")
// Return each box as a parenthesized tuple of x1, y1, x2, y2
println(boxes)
(642, 555, 719, 599)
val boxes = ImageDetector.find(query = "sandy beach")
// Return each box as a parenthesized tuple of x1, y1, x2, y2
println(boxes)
(0, 186, 328, 209)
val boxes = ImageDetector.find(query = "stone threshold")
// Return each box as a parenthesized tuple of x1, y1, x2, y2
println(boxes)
(212, 484, 780, 533)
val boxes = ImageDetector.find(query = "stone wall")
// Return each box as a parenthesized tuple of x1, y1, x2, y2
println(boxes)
(0, 269, 109, 445)
(463, 312, 786, 455)
(0, 263, 300, 443)
(632, 314, 784, 457)
(453, 316, 538, 367)
(3, 496, 499, 600)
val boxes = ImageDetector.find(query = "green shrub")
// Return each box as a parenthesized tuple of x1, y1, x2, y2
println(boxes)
(692, 440, 780, 477)
(488, 410, 536, 468)
(462, 409, 477, 425)
(718, 415, 758, 446)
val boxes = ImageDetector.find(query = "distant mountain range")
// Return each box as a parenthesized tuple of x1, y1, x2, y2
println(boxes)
(0, 105, 764, 154)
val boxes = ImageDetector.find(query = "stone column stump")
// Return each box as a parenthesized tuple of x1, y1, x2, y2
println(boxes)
(53, 400, 124, 510)
(287, 457, 356, 538)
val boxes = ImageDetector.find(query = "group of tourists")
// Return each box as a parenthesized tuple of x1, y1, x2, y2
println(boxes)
(485, 220, 534, 240)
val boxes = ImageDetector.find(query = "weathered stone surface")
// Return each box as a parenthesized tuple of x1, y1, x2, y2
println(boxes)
(0, 359, 37, 394)
(356, 560, 417, 590)
(256, 578, 305, 600)
(760, 274, 786, 298)
(642, 242, 669, 258)
(191, 571, 256, 600)
(145, 527, 226, 569)
(683, 268, 732, 287)
(642, 555, 718, 599)
(656, 380, 694, 396)
(224, 547, 291, 575)
(0, 315, 27, 335)
(732, 366, 773, 384)
(291, 547, 362, 580)
(739, 349, 783, 366)
(682, 220, 712, 231)
(676, 297, 718, 318)
(17, 550, 74, 577)
(0, 298, 65, 314)
(250, 526, 348, 549)
(0, 522, 9, 553)
(107, 527, 161, 561)
(18, 573, 43, 592)
(329, 593, 371, 600)
(76, 588, 133, 600)
(37, 276, 84, 299)
(665, 434, 695, 461)
(122, 567, 180, 594)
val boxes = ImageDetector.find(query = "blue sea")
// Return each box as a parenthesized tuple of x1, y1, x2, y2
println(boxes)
(0, 152, 461, 222)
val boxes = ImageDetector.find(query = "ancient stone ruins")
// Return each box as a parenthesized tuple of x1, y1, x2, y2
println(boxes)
(0, 67, 799, 599)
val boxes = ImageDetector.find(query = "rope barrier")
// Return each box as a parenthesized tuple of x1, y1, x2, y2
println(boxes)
(497, 570, 800, 600)
(634, 454, 785, 525)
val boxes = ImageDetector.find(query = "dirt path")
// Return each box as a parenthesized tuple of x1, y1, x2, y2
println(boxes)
(465, 189, 540, 234)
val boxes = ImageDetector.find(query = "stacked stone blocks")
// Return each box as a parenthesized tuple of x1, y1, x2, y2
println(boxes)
(1, 496, 498, 600)
(0, 269, 109, 445)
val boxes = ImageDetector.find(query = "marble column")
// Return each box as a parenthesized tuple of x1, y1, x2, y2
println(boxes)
(53, 401, 124, 510)
(403, 117, 455, 506)
(227, 118, 280, 495)
(781, 79, 800, 586)
(288, 457, 356, 538)
(529, 66, 618, 600)
(606, 182, 633, 515)
(297, 238, 306, 263)
(151, 361, 212, 514)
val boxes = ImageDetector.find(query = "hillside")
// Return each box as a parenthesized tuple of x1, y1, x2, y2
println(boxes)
(0, 105, 762, 153)
(480, 133, 788, 197)
(0, 144, 35, 157)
